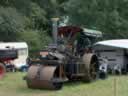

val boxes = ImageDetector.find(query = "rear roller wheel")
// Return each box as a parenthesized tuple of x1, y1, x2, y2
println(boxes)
(82, 54, 99, 82)
(89, 58, 99, 81)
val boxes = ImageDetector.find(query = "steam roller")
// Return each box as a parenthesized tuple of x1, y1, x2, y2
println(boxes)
(26, 54, 98, 89)
(25, 18, 102, 90)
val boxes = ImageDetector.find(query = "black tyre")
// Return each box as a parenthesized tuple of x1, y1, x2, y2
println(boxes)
(53, 82, 63, 90)
(99, 71, 107, 79)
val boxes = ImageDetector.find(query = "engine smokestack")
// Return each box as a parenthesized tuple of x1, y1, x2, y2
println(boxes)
(51, 18, 59, 44)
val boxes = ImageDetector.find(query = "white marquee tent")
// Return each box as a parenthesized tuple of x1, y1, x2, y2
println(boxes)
(94, 39, 128, 73)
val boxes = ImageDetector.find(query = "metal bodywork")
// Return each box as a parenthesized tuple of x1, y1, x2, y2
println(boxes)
(25, 20, 102, 90)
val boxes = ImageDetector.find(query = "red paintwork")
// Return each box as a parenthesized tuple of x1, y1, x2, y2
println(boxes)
(0, 65, 5, 79)
(58, 26, 82, 37)
(0, 58, 15, 62)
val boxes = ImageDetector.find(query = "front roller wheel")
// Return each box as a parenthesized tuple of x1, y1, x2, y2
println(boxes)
(26, 65, 63, 90)
(0, 63, 6, 79)
(82, 53, 99, 82)
(26, 78, 63, 90)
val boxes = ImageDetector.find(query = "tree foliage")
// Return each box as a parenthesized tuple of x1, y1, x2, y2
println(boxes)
(18, 30, 43, 51)
(65, 0, 128, 39)
(0, 0, 128, 51)
(0, 7, 26, 41)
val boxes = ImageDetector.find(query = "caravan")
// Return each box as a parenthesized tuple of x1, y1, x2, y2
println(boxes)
(0, 42, 28, 71)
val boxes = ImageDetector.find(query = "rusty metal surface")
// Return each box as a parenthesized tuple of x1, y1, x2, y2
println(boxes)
(26, 65, 62, 89)
(82, 53, 98, 82)
(40, 66, 56, 80)
(82, 53, 93, 70)
(26, 79, 62, 89)
(27, 65, 39, 79)
(30, 59, 62, 65)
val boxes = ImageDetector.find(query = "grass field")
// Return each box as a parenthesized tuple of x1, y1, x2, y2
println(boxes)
(0, 72, 128, 96)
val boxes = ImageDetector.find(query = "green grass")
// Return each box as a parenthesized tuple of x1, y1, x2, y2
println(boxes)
(0, 72, 128, 96)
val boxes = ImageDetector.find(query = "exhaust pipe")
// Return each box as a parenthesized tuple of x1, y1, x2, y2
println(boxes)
(51, 18, 59, 44)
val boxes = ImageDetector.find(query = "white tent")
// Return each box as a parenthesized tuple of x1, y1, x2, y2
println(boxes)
(95, 39, 128, 49)
(94, 39, 128, 73)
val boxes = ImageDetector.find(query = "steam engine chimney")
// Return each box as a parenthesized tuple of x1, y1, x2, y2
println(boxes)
(51, 18, 59, 45)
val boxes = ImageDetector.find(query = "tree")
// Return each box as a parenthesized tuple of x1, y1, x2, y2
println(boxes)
(64, 0, 128, 39)
(0, 7, 26, 41)
(28, 2, 47, 30)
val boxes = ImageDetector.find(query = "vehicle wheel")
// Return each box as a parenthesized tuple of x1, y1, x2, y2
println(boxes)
(0, 63, 6, 79)
(53, 82, 63, 90)
(99, 71, 107, 79)
(22, 67, 27, 72)
(21, 66, 28, 72)
(26, 65, 63, 90)
(82, 54, 99, 82)
(121, 68, 127, 75)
